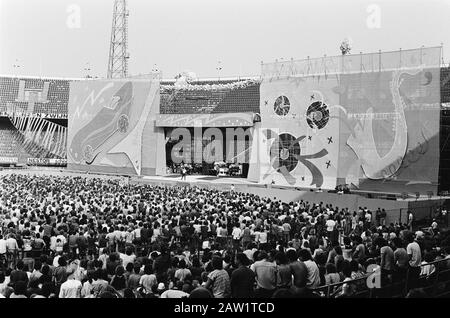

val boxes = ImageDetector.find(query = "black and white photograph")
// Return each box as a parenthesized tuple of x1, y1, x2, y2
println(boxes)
(0, 0, 449, 308)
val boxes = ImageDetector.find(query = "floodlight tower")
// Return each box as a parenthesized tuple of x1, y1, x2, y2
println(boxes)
(107, 0, 130, 78)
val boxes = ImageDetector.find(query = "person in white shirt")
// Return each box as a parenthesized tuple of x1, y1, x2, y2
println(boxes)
(11, 213, 19, 225)
(120, 247, 136, 269)
(326, 218, 336, 242)
(406, 232, 422, 290)
(160, 288, 190, 298)
(326, 219, 336, 233)
(59, 270, 82, 298)
(133, 225, 141, 243)
(231, 225, 242, 249)
(258, 227, 268, 248)
(56, 233, 67, 247)
(0, 235, 7, 258)
(243, 244, 257, 262)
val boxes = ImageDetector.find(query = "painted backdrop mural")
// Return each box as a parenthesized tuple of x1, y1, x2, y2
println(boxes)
(250, 47, 441, 194)
(67, 78, 165, 176)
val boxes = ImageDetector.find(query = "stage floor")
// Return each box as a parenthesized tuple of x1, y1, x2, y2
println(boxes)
(141, 174, 255, 185)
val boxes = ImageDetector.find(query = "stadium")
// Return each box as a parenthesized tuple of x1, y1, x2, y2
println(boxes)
(1, 0, 450, 300)
(2, 51, 450, 221)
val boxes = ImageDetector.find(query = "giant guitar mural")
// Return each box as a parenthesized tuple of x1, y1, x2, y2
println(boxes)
(249, 47, 442, 194)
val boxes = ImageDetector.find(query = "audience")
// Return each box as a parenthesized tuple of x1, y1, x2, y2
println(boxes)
(0, 173, 449, 298)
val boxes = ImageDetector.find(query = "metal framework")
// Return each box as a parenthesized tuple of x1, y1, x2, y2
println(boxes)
(107, 0, 130, 79)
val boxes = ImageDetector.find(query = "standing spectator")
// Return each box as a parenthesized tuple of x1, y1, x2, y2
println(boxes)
(205, 256, 231, 298)
(407, 211, 414, 231)
(406, 232, 422, 290)
(180, 164, 187, 181)
(81, 272, 94, 298)
(110, 266, 127, 296)
(153, 246, 171, 283)
(298, 249, 320, 290)
(59, 268, 82, 298)
(286, 249, 307, 294)
(68, 230, 79, 256)
(376, 208, 382, 227)
(127, 263, 142, 291)
(139, 265, 157, 294)
(325, 217, 336, 243)
(324, 263, 341, 286)
(377, 238, 395, 285)
(10, 260, 29, 287)
(392, 237, 409, 282)
(230, 253, 255, 298)
(91, 270, 109, 297)
(174, 259, 191, 283)
(0, 235, 7, 266)
(352, 236, 367, 263)
(53, 256, 68, 295)
(231, 224, 242, 250)
(6, 233, 19, 267)
(282, 221, 291, 242)
(380, 209, 387, 227)
(250, 251, 277, 298)
(29, 261, 43, 285)
(275, 252, 292, 289)
(9, 281, 28, 298)
(120, 247, 136, 269)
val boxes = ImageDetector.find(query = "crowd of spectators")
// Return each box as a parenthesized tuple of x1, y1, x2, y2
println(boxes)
(0, 173, 449, 298)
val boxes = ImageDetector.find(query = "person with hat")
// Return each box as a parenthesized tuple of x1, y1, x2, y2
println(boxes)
(156, 282, 166, 295)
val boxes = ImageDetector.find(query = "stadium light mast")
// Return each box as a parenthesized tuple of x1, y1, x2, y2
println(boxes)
(84, 62, 92, 79)
(13, 59, 21, 75)
(107, 0, 130, 79)
(216, 61, 222, 81)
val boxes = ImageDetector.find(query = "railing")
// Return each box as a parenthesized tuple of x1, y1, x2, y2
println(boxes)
(312, 257, 450, 298)
(0, 165, 29, 171)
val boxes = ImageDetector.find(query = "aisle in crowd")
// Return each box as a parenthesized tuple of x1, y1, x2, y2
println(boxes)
(0, 174, 449, 298)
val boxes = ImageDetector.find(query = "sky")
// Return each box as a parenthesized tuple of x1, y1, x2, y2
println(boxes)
(1, 0, 449, 79)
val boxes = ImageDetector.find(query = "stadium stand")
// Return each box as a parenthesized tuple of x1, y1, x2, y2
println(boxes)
(160, 79, 260, 114)
(0, 76, 71, 116)
(0, 119, 31, 164)
(439, 67, 450, 193)
(13, 127, 66, 160)
(0, 129, 19, 159)
(442, 66, 450, 105)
